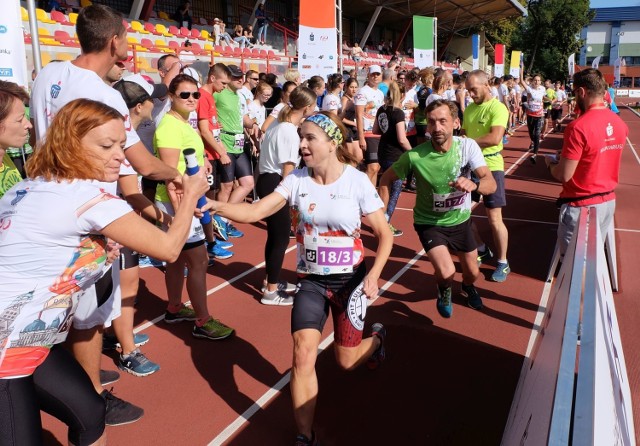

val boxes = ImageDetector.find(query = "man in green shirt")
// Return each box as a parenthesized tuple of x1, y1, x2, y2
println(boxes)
(462, 70, 511, 283)
(213, 64, 256, 238)
(379, 100, 496, 318)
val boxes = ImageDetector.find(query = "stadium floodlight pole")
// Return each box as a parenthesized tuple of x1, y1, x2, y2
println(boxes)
(359, 6, 382, 49)
(26, 0, 43, 73)
(337, 0, 343, 74)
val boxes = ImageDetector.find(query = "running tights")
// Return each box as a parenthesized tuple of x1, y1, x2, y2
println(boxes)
(256, 172, 291, 284)
(380, 159, 403, 220)
(0, 345, 105, 446)
(527, 115, 544, 154)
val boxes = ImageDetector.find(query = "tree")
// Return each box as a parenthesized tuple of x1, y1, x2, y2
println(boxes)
(512, 0, 593, 81)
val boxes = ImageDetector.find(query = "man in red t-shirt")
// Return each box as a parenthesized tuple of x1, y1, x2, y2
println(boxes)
(197, 63, 231, 197)
(546, 68, 628, 255)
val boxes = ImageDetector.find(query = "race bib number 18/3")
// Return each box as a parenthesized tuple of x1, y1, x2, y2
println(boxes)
(303, 235, 355, 275)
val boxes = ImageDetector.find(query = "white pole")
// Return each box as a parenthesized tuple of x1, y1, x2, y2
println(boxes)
(26, 0, 43, 73)
(434, 17, 438, 64)
(337, 0, 343, 74)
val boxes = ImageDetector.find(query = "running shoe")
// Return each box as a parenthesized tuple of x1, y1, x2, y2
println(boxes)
(118, 349, 160, 377)
(226, 222, 244, 238)
(261, 289, 294, 306)
(103, 333, 149, 351)
(436, 286, 453, 318)
(389, 223, 403, 237)
(216, 240, 234, 249)
(477, 247, 494, 266)
(206, 241, 233, 260)
(212, 214, 229, 241)
(529, 154, 537, 164)
(192, 318, 235, 340)
(261, 280, 297, 293)
(295, 431, 319, 446)
(491, 261, 511, 283)
(101, 389, 144, 426)
(367, 323, 386, 370)
(164, 304, 197, 324)
(100, 369, 120, 386)
(461, 283, 483, 310)
(138, 256, 165, 268)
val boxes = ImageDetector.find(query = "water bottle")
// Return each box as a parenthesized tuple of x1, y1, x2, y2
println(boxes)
(183, 148, 211, 225)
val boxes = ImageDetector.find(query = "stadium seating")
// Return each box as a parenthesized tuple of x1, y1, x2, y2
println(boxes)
(50, 10, 72, 26)
(130, 20, 150, 34)
(36, 8, 56, 24)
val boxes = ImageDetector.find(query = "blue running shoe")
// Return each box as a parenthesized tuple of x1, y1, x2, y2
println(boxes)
(491, 262, 511, 283)
(226, 222, 244, 238)
(118, 349, 160, 377)
(436, 286, 453, 318)
(216, 240, 234, 249)
(207, 242, 233, 259)
(502, 135, 509, 145)
(212, 215, 229, 241)
(138, 256, 165, 268)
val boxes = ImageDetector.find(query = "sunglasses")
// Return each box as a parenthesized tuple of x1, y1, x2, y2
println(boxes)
(178, 91, 201, 99)
(250, 77, 260, 81)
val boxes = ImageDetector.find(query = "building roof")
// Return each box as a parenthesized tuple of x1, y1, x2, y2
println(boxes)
(592, 7, 640, 22)
(342, 0, 527, 34)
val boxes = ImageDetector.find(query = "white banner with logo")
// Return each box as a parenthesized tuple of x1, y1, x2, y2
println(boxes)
(298, 0, 337, 82)
(613, 57, 622, 88)
(0, 1, 28, 87)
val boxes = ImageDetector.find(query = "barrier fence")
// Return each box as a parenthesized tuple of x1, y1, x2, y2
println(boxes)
(502, 208, 635, 445)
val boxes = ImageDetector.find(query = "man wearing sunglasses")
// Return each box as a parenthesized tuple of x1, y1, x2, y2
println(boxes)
(239, 69, 259, 108)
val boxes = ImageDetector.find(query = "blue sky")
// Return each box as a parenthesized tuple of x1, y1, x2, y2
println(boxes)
(591, 0, 639, 7)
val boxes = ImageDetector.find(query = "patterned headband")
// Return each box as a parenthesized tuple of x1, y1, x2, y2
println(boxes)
(305, 113, 344, 145)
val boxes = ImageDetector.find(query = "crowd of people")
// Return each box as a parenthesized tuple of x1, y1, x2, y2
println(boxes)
(0, 3, 628, 446)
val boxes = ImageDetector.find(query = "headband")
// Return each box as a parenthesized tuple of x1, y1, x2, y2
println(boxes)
(305, 113, 344, 145)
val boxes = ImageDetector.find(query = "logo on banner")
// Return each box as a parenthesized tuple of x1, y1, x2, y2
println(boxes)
(0, 68, 12, 77)
(329, 55, 334, 60)
(320, 35, 328, 41)
(0, 26, 7, 34)
(302, 53, 307, 59)
(309, 33, 314, 42)
(51, 83, 62, 98)
(302, 65, 311, 69)
(0, 49, 11, 55)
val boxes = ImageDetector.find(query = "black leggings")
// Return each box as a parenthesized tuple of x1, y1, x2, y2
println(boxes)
(256, 172, 291, 284)
(527, 115, 544, 154)
(0, 346, 105, 446)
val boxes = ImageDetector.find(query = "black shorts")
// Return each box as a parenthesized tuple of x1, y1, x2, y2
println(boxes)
(217, 152, 253, 183)
(551, 108, 562, 121)
(471, 170, 506, 209)
(364, 137, 380, 164)
(119, 247, 140, 270)
(291, 263, 367, 347)
(345, 126, 357, 143)
(414, 219, 477, 254)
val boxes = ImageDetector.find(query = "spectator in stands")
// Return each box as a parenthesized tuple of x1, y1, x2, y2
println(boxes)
(546, 68, 628, 256)
(213, 19, 233, 47)
(255, 3, 268, 45)
(233, 24, 252, 49)
(0, 98, 209, 446)
(244, 24, 255, 45)
(0, 81, 30, 198)
(342, 40, 351, 53)
(351, 42, 363, 68)
(173, 1, 193, 30)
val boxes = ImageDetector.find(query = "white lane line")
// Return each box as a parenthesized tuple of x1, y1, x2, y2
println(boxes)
(616, 228, 640, 233)
(207, 249, 426, 446)
(471, 215, 557, 226)
(622, 106, 640, 165)
(133, 246, 297, 333)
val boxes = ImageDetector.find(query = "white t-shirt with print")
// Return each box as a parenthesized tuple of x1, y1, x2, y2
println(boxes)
(0, 179, 132, 377)
(443, 88, 457, 102)
(238, 86, 254, 106)
(498, 84, 510, 102)
(354, 85, 384, 136)
(258, 121, 300, 175)
(321, 93, 341, 113)
(270, 102, 286, 119)
(525, 85, 546, 116)
(275, 165, 383, 275)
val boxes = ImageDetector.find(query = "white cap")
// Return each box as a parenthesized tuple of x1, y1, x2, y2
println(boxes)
(369, 65, 382, 74)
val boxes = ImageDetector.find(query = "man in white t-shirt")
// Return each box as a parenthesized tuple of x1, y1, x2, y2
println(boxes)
(355, 65, 385, 185)
(238, 70, 258, 106)
(30, 4, 175, 425)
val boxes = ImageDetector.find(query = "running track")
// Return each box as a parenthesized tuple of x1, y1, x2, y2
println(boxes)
(42, 108, 640, 445)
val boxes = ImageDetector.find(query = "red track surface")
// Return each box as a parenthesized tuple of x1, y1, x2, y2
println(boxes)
(42, 108, 640, 445)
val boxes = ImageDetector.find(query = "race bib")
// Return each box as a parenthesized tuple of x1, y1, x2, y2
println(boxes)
(213, 128, 221, 143)
(302, 235, 355, 275)
(433, 191, 467, 212)
(233, 134, 245, 150)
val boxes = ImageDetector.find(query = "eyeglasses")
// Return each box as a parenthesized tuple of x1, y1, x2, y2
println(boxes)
(250, 77, 260, 81)
(178, 91, 201, 99)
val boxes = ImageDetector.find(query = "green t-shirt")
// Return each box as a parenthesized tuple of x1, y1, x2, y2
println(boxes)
(153, 113, 205, 203)
(392, 137, 486, 227)
(0, 157, 22, 199)
(213, 88, 244, 154)
(462, 98, 508, 171)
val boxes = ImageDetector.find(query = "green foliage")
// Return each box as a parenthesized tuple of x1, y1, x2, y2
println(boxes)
(512, 0, 594, 81)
